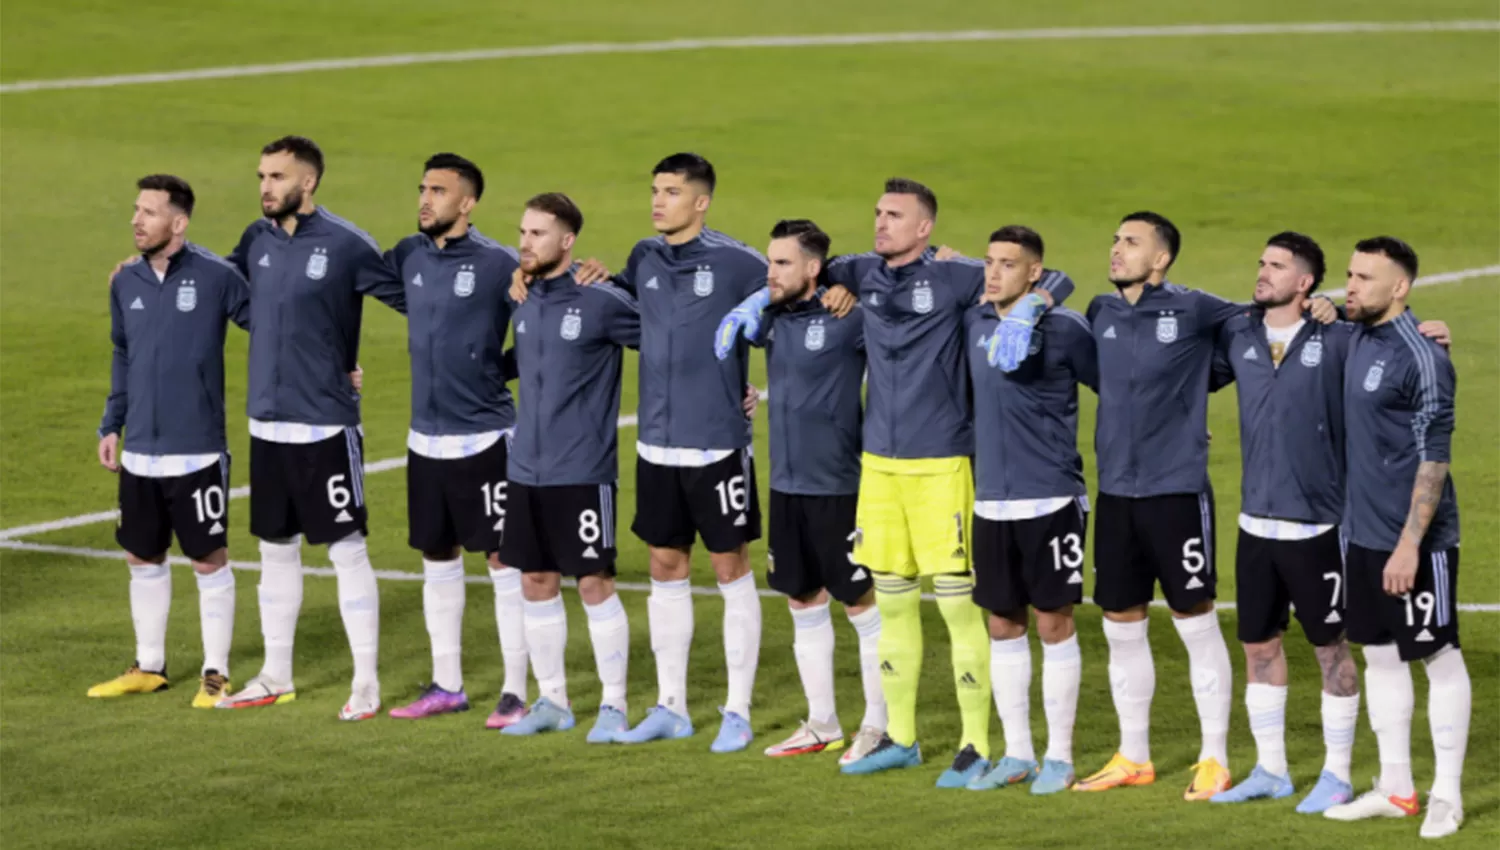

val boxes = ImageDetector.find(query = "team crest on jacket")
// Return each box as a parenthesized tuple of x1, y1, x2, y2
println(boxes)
(1363, 361, 1385, 392)
(175, 281, 197, 312)
(693, 266, 714, 297)
(305, 248, 328, 280)
(805, 320, 825, 351)
(1300, 339, 1323, 367)
(454, 264, 476, 297)
(1155, 314, 1178, 343)
(912, 282, 934, 314)
(561, 308, 582, 340)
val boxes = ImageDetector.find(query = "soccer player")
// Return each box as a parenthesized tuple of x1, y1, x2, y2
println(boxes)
(512, 153, 768, 752)
(494, 193, 640, 741)
(1075, 213, 1335, 800)
(215, 136, 406, 720)
(736, 179, 1072, 785)
(91, 174, 249, 707)
(715, 219, 887, 763)
(1324, 238, 1469, 839)
(381, 153, 533, 725)
(963, 226, 1090, 795)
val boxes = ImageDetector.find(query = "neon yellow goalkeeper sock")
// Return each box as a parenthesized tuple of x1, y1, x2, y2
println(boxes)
(874, 573, 923, 747)
(934, 573, 992, 759)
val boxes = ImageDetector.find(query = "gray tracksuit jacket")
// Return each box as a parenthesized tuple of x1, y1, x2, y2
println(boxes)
(1212, 311, 1356, 525)
(827, 249, 1075, 459)
(100, 243, 251, 453)
(228, 207, 406, 425)
(615, 228, 766, 450)
(508, 272, 641, 486)
(965, 303, 1096, 501)
(755, 292, 865, 496)
(386, 228, 518, 435)
(1342, 309, 1459, 551)
(1086, 281, 1244, 497)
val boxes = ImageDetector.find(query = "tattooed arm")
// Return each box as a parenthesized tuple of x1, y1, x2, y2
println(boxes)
(1383, 347, 1457, 597)
(1383, 461, 1450, 596)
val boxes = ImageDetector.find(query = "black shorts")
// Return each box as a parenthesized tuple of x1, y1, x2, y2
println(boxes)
(767, 490, 871, 606)
(1093, 491, 1216, 613)
(632, 450, 761, 553)
(407, 437, 510, 555)
(1346, 543, 1460, 662)
(249, 429, 368, 545)
(1235, 527, 1347, 646)
(500, 481, 618, 578)
(972, 498, 1089, 615)
(117, 457, 230, 561)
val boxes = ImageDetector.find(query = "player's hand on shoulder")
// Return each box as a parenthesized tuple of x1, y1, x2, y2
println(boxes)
(821, 285, 856, 318)
(1308, 295, 1338, 324)
(108, 255, 132, 285)
(510, 266, 534, 304)
(574, 257, 612, 285)
(1417, 319, 1451, 350)
(98, 433, 120, 472)
(933, 244, 962, 261)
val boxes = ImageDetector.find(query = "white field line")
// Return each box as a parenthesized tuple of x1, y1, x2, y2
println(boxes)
(7, 539, 1496, 612)
(2, 262, 1496, 543)
(1, 21, 1496, 94)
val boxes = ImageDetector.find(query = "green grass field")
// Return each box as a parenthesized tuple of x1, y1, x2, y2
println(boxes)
(1, 2, 1496, 848)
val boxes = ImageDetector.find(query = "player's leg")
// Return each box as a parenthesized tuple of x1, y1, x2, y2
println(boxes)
(764, 492, 842, 756)
(90, 469, 172, 698)
(966, 512, 1035, 791)
(841, 461, 922, 775)
(1213, 529, 1294, 803)
(1326, 544, 1419, 823)
(217, 437, 303, 709)
(842, 588, 885, 764)
(161, 456, 237, 707)
(501, 568, 576, 736)
(621, 458, 697, 743)
(1155, 492, 1233, 800)
(909, 460, 990, 788)
(693, 449, 763, 753)
(1027, 499, 1088, 795)
(1278, 528, 1358, 813)
(1076, 494, 1157, 792)
(1417, 549, 1467, 838)
(813, 491, 883, 765)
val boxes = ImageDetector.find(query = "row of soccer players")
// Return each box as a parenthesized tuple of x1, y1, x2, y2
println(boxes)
(93, 137, 1466, 838)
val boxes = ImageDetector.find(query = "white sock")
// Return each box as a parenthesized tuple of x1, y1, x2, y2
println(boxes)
(523, 594, 568, 706)
(720, 573, 761, 720)
(329, 533, 379, 688)
(1424, 646, 1470, 805)
(195, 567, 235, 676)
(489, 566, 528, 699)
(1363, 643, 1415, 797)
(990, 636, 1035, 762)
(585, 594, 630, 713)
(1172, 611, 1232, 765)
(1042, 635, 1082, 764)
(847, 606, 886, 731)
(422, 557, 466, 692)
(648, 578, 693, 715)
(1103, 618, 1154, 764)
(1321, 691, 1360, 783)
(129, 563, 171, 673)
(257, 538, 303, 684)
(1246, 683, 1288, 776)
(790, 602, 838, 728)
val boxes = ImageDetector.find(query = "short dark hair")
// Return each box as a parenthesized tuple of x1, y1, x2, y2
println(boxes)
(883, 177, 937, 218)
(1355, 235, 1419, 281)
(525, 192, 584, 235)
(769, 219, 831, 262)
(1121, 211, 1181, 268)
(136, 174, 195, 216)
(988, 225, 1044, 259)
(652, 152, 715, 194)
(1265, 230, 1326, 291)
(261, 135, 325, 188)
(424, 152, 485, 200)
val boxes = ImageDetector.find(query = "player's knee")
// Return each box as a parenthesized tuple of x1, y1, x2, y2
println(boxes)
(987, 612, 1028, 641)
(1102, 605, 1148, 624)
(521, 571, 562, 600)
(258, 536, 301, 568)
(1172, 598, 1215, 618)
(125, 551, 167, 567)
(788, 589, 829, 609)
(424, 546, 461, 561)
(648, 545, 691, 581)
(708, 546, 749, 584)
(192, 548, 228, 574)
(1243, 636, 1282, 662)
(1035, 608, 1076, 643)
(577, 574, 614, 606)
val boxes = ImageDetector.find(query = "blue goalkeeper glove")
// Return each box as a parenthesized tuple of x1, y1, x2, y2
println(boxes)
(713, 288, 771, 360)
(986, 292, 1047, 371)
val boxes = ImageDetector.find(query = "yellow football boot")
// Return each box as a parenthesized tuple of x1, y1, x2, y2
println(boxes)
(1072, 752, 1156, 792)
(191, 670, 230, 709)
(1184, 758, 1232, 801)
(87, 663, 168, 698)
